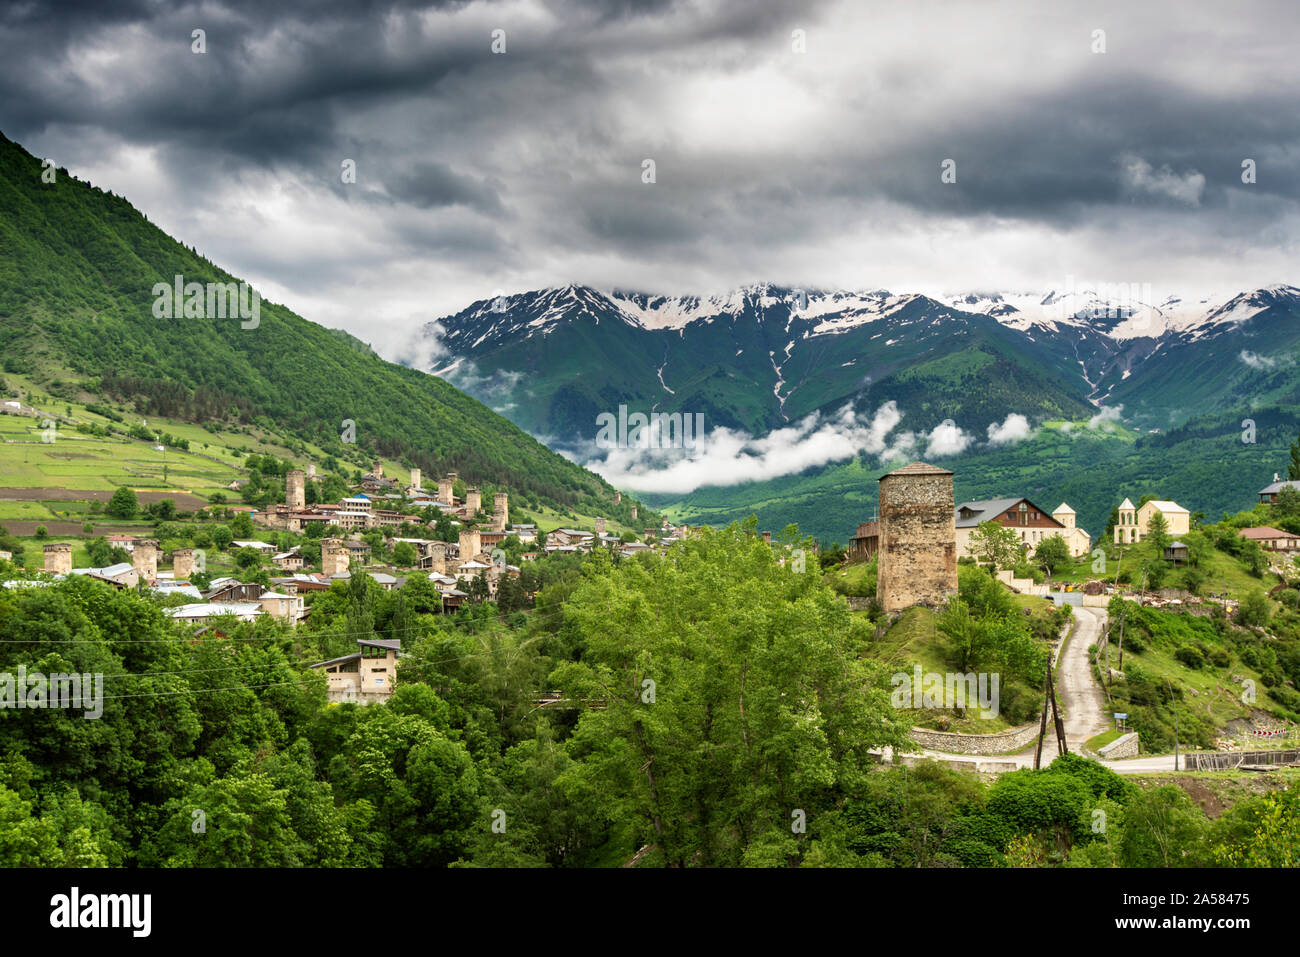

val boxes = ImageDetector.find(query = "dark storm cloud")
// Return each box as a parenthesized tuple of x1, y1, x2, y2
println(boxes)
(0, 0, 1297, 339)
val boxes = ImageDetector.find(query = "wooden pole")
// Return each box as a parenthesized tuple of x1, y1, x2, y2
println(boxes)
(1048, 664, 1068, 755)
(1033, 663, 1050, 770)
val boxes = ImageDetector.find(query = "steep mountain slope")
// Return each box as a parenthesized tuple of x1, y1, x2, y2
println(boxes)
(429, 282, 1300, 445)
(426, 283, 1097, 448)
(0, 131, 629, 517)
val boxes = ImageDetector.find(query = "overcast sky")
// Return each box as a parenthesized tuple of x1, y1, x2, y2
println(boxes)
(3, 0, 1298, 361)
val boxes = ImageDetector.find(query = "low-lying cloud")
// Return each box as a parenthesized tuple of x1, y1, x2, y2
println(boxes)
(986, 412, 1033, 446)
(582, 402, 1040, 494)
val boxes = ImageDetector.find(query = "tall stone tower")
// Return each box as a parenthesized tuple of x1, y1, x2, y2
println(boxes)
(493, 491, 509, 528)
(44, 543, 72, 575)
(173, 548, 196, 580)
(409, 468, 422, 492)
(429, 542, 447, 575)
(459, 527, 482, 561)
(465, 487, 482, 516)
(613, 491, 622, 505)
(133, 539, 160, 582)
(372, 461, 383, 478)
(438, 475, 454, 504)
(286, 469, 306, 509)
(594, 517, 606, 536)
(321, 538, 350, 577)
(630, 505, 638, 521)
(876, 461, 957, 612)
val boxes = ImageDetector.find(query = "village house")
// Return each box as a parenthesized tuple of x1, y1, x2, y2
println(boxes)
(166, 602, 263, 625)
(953, 497, 1068, 556)
(310, 637, 402, 704)
(1258, 474, 1300, 504)
(1113, 498, 1190, 544)
(1239, 526, 1300, 554)
(231, 540, 276, 553)
(272, 547, 304, 571)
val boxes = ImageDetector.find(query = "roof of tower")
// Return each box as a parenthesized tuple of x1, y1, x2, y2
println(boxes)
(878, 460, 954, 481)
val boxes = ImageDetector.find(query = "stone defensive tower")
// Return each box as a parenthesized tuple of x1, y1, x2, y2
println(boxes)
(321, 538, 350, 577)
(438, 475, 454, 504)
(133, 539, 160, 582)
(876, 461, 957, 612)
(493, 491, 508, 528)
(44, 543, 72, 575)
(429, 542, 447, 575)
(173, 548, 196, 580)
(630, 505, 637, 521)
(409, 468, 422, 492)
(613, 491, 622, 505)
(465, 487, 482, 516)
(459, 527, 482, 561)
(594, 517, 606, 536)
(286, 469, 306, 509)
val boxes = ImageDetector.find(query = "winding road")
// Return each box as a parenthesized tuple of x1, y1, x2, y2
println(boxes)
(893, 600, 1180, 774)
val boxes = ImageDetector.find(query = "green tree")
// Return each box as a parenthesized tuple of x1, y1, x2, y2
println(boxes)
(1289, 430, 1300, 481)
(392, 541, 417, 567)
(551, 525, 911, 867)
(106, 486, 137, 519)
(1146, 511, 1171, 555)
(969, 521, 1021, 569)
(1235, 589, 1272, 628)
(1034, 534, 1070, 575)
(1119, 785, 1206, 867)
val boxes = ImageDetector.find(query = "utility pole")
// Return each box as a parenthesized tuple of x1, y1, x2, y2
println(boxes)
(1166, 676, 1180, 771)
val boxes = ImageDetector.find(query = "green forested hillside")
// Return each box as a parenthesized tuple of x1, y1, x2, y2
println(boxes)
(0, 132, 634, 518)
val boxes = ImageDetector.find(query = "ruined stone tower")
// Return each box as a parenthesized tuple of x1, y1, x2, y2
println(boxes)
(613, 491, 622, 505)
(173, 547, 196, 580)
(286, 469, 306, 509)
(630, 505, 637, 521)
(321, 538, 350, 577)
(465, 487, 482, 516)
(429, 542, 447, 575)
(133, 539, 160, 582)
(493, 491, 508, 528)
(44, 543, 72, 575)
(438, 475, 454, 504)
(876, 461, 957, 612)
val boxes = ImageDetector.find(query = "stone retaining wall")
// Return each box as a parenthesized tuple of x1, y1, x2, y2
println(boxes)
(1098, 732, 1139, 759)
(909, 721, 1041, 755)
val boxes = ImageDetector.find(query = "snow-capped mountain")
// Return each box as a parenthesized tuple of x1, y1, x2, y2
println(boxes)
(420, 282, 1300, 446)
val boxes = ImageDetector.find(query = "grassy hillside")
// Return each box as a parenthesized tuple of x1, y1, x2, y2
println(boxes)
(0, 131, 653, 523)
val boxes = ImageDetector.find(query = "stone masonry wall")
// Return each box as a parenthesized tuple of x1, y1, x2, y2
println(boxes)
(877, 469, 957, 612)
